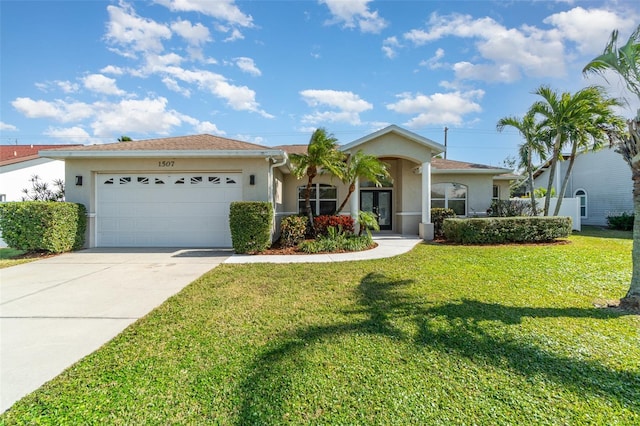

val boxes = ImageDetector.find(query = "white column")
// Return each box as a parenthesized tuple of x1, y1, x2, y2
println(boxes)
(350, 178, 360, 233)
(419, 160, 434, 240)
(422, 161, 431, 223)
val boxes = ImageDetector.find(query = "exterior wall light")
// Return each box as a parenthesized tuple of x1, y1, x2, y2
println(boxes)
(249, 174, 255, 185)
(75, 176, 83, 186)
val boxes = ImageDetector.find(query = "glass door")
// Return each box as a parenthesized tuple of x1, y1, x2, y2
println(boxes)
(360, 190, 392, 230)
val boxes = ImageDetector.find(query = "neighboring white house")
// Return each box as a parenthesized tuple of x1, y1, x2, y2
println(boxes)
(41, 125, 514, 248)
(0, 145, 77, 202)
(533, 147, 632, 226)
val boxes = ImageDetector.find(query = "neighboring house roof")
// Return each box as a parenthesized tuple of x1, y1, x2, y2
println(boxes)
(273, 144, 309, 155)
(0, 144, 80, 166)
(532, 155, 571, 179)
(341, 124, 446, 154)
(40, 134, 287, 159)
(431, 158, 511, 175)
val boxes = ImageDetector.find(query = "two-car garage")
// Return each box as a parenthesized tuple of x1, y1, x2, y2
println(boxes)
(96, 173, 242, 247)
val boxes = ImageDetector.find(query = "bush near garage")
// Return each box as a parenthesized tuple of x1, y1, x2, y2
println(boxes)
(229, 201, 273, 254)
(0, 201, 87, 253)
(431, 208, 456, 238)
(443, 216, 572, 244)
(279, 215, 307, 248)
(607, 212, 634, 231)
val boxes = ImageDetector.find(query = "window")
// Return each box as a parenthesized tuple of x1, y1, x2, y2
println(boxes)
(431, 183, 467, 216)
(0, 194, 6, 202)
(575, 189, 587, 218)
(298, 183, 337, 215)
(492, 185, 499, 200)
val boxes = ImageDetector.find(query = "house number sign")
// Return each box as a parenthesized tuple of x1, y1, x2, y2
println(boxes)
(158, 160, 175, 167)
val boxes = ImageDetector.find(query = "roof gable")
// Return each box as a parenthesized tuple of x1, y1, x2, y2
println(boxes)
(340, 125, 445, 154)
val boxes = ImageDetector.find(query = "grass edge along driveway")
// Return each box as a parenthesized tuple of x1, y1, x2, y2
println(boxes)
(2, 229, 639, 424)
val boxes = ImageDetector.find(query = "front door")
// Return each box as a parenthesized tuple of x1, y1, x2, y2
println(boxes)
(360, 190, 392, 230)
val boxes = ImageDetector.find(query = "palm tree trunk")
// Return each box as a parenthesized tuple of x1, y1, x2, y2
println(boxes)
(544, 135, 561, 216)
(527, 150, 537, 216)
(554, 142, 578, 216)
(304, 174, 316, 235)
(335, 183, 356, 215)
(621, 119, 640, 310)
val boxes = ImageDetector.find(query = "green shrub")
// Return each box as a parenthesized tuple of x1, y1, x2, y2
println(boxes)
(443, 216, 572, 244)
(358, 210, 380, 236)
(229, 202, 273, 254)
(313, 215, 355, 236)
(0, 201, 86, 253)
(488, 199, 534, 217)
(298, 226, 374, 253)
(431, 208, 456, 238)
(280, 215, 307, 247)
(607, 212, 634, 231)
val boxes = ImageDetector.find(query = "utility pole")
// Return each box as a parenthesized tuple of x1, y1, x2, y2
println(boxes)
(443, 127, 448, 159)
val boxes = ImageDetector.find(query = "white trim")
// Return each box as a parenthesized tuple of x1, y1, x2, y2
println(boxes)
(396, 212, 421, 216)
(574, 188, 588, 219)
(41, 149, 287, 160)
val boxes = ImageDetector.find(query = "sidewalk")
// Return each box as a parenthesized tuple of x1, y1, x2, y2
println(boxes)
(224, 234, 424, 264)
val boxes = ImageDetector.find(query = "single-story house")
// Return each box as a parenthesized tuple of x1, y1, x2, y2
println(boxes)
(41, 125, 512, 248)
(0, 144, 79, 202)
(533, 147, 632, 226)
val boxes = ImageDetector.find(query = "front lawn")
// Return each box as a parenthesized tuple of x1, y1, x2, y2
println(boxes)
(0, 248, 30, 269)
(3, 231, 639, 424)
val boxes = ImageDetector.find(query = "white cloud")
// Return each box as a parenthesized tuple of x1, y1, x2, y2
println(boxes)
(224, 27, 244, 42)
(194, 121, 226, 135)
(12, 97, 94, 123)
(171, 19, 211, 45)
(0, 122, 18, 131)
(300, 89, 373, 125)
(83, 74, 126, 96)
(101, 65, 125, 75)
(90, 97, 182, 137)
(57, 80, 80, 93)
(382, 36, 401, 59)
(452, 62, 521, 83)
(154, 0, 254, 27)
(319, 0, 387, 33)
(386, 90, 484, 127)
(44, 126, 93, 143)
(420, 48, 445, 70)
(543, 7, 637, 54)
(235, 57, 261, 76)
(162, 77, 191, 97)
(105, 3, 171, 56)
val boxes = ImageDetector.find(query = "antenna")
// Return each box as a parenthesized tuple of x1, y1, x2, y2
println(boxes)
(444, 127, 448, 159)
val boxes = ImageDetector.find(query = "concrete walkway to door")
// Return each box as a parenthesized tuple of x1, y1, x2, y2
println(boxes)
(0, 248, 230, 413)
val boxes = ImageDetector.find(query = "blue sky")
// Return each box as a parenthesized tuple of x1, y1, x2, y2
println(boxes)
(1, 0, 638, 166)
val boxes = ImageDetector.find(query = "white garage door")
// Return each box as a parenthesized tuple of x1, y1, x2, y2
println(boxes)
(97, 173, 242, 247)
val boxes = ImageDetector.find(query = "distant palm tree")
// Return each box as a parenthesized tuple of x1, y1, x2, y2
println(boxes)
(583, 25, 640, 309)
(290, 128, 345, 233)
(334, 150, 390, 215)
(496, 109, 548, 216)
(531, 85, 623, 216)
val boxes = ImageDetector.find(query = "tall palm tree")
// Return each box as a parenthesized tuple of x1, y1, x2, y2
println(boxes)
(290, 128, 345, 233)
(555, 87, 624, 208)
(334, 150, 390, 215)
(496, 109, 548, 215)
(584, 25, 640, 309)
(531, 85, 622, 216)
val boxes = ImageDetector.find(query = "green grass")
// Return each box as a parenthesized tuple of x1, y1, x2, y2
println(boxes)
(0, 248, 31, 269)
(3, 231, 639, 424)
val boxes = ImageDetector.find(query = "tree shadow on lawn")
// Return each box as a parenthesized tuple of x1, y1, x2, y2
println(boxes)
(236, 273, 638, 424)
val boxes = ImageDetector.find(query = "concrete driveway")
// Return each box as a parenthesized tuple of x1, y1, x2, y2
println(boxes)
(0, 248, 230, 413)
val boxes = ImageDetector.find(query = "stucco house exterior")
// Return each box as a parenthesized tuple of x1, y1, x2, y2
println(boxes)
(533, 147, 632, 226)
(41, 125, 512, 248)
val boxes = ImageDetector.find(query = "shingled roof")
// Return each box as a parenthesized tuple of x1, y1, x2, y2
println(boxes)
(39, 134, 270, 153)
(431, 158, 506, 171)
(1, 144, 81, 166)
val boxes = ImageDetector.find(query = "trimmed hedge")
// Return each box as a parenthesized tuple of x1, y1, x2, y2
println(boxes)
(229, 201, 273, 254)
(431, 208, 456, 238)
(607, 212, 634, 231)
(0, 201, 87, 253)
(443, 216, 572, 244)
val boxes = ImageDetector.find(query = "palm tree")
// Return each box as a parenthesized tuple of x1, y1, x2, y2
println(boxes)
(583, 25, 640, 309)
(496, 109, 548, 215)
(531, 85, 623, 216)
(334, 150, 390, 215)
(290, 128, 345, 233)
(554, 87, 624, 208)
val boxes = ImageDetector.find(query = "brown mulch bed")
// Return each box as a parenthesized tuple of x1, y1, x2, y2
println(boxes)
(13, 250, 58, 260)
